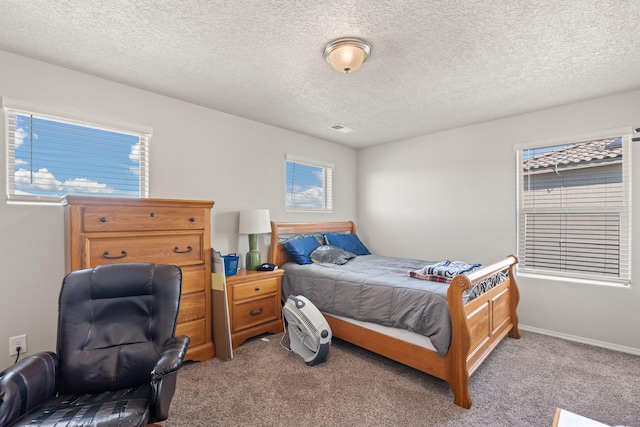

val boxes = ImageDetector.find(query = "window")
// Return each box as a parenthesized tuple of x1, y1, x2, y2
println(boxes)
(516, 128, 632, 285)
(285, 155, 333, 212)
(3, 98, 151, 204)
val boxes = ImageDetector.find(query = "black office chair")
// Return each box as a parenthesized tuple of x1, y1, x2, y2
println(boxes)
(0, 263, 190, 427)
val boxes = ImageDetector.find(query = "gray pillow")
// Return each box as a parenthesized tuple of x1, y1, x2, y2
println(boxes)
(309, 245, 356, 265)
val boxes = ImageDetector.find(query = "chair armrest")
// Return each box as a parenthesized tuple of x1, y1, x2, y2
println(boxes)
(0, 352, 58, 426)
(149, 336, 190, 423)
(151, 335, 190, 381)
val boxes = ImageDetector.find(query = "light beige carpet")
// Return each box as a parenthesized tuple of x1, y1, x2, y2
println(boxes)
(162, 331, 639, 427)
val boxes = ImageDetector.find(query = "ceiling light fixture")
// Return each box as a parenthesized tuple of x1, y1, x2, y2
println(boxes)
(323, 37, 371, 74)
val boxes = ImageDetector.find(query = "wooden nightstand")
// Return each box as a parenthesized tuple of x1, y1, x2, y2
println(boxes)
(226, 268, 284, 349)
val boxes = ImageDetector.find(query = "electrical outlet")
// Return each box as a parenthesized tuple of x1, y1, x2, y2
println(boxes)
(9, 334, 27, 356)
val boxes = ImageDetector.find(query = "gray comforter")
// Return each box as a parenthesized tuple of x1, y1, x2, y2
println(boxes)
(281, 254, 453, 356)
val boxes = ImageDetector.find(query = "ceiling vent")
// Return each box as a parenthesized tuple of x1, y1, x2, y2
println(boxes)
(330, 124, 354, 133)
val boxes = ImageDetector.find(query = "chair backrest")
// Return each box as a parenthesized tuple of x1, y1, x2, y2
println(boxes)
(56, 263, 182, 395)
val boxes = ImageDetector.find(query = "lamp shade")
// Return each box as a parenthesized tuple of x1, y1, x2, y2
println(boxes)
(323, 38, 371, 74)
(238, 209, 271, 235)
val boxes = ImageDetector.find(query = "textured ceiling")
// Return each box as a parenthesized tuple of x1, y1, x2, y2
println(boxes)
(1, 1, 640, 149)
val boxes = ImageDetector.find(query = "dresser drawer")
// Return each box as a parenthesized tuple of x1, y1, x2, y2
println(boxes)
(86, 234, 204, 267)
(82, 206, 205, 232)
(232, 296, 278, 332)
(175, 319, 206, 347)
(177, 291, 206, 323)
(181, 266, 205, 294)
(232, 278, 278, 301)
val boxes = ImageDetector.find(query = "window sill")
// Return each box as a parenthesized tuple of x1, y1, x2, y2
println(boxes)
(517, 270, 630, 288)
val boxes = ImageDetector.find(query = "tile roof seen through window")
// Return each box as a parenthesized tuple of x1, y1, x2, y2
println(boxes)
(524, 138, 622, 172)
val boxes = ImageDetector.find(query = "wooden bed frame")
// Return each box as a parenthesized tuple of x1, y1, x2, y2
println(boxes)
(268, 221, 521, 409)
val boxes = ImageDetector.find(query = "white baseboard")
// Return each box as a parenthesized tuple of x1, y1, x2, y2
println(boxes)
(519, 324, 640, 356)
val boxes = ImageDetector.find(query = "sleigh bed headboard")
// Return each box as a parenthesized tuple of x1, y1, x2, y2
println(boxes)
(268, 221, 356, 267)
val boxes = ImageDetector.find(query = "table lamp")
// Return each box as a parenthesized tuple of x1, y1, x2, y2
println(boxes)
(238, 209, 271, 270)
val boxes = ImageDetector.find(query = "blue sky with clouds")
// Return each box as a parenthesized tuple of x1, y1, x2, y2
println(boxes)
(12, 114, 141, 197)
(285, 161, 325, 209)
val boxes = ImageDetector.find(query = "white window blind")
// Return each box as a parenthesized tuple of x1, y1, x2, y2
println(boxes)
(516, 130, 632, 285)
(4, 98, 150, 203)
(285, 155, 333, 212)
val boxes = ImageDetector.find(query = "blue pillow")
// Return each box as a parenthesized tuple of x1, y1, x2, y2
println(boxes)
(284, 236, 321, 265)
(323, 233, 371, 256)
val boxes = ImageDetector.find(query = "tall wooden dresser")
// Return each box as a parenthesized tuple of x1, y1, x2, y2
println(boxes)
(63, 195, 215, 361)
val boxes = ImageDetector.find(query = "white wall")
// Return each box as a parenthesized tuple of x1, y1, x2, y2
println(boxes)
(358, 89, 640, 354)
(0, 50, 357, 369)
(2, 48, 638, 371)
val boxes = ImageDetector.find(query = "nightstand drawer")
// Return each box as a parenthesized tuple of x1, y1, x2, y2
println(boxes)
(82, 206, 205, 232)
(86, 234, 204, 267)
(232, 296, 278, 332)
(232, 278, 278, 300)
